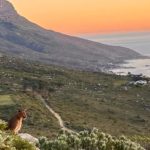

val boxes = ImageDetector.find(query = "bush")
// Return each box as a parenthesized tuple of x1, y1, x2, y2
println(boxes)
(0, 119, 7, 131)
(0, 132, 36, 149)
(131, 135, 150, 150)
(38, 128, 145, 150)
(13, 136, 36, 150)
(0, 130, 36, 150)
(0, 120, 36, 150)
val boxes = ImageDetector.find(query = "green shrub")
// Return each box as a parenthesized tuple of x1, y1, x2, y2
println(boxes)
(0, 131, 36, 150)
(13, 136, 36, 150)
(0, 121, 36, 150)
(0, 119, 7, 131)
(38, 128, 145, 150)
(131, 135, 150, 150)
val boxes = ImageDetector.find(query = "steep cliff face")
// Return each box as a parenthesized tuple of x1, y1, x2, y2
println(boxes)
(0, 0, 142, 71)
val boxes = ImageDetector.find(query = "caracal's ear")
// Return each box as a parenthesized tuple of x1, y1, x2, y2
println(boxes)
(24, 108, 28, 112)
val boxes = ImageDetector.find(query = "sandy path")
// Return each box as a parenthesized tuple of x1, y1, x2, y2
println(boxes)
(37, 95, 76, 133)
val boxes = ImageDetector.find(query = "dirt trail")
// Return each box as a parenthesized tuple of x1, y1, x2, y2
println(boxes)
(37, 95, 76, 133)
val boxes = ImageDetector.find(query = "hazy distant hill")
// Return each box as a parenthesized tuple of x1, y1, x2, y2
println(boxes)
(0, 0, 142, 71)
(82, 32, 150, 56)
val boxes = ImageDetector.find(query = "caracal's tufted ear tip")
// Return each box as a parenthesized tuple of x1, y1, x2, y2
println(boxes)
(24, 108, 28, 112)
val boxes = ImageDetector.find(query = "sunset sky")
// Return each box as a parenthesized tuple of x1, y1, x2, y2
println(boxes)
(10, 0, 150, 35)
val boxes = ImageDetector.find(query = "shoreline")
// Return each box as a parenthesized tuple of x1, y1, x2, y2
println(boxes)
(109, 58, 150, 77)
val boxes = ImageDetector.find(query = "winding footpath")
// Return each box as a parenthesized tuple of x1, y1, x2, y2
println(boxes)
(36, 94, 76, 133)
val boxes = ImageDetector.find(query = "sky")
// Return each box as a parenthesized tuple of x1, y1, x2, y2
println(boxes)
(9, 0, 150, 35)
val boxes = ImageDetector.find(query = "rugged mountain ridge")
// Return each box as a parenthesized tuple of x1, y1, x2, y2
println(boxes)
(0, 0, 141, 71)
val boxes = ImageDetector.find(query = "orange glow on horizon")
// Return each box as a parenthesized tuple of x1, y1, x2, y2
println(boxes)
(9, 0, 150, 34)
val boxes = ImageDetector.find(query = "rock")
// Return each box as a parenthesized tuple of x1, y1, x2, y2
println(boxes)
(129, 80, 147, 85)
(19, 133, 39, 150)
(123, 86, 128, 91)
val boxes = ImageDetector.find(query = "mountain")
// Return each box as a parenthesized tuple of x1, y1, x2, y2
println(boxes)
(0, 0, 142, 71)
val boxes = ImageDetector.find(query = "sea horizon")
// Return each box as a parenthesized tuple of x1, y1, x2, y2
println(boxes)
(79, 31, 150, 77)
(79, 31, 150, 56)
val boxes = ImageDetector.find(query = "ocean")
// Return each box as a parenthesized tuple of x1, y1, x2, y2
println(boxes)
(80, 31, 150, 77)
(110, 59, 150, 77)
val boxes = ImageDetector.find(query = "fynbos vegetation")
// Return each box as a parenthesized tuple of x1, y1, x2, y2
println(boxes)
(0, 56, 149, 149)
(0, 120, 36, 150)
(38, 128, 145, 150)
(0, 120, 145, 150)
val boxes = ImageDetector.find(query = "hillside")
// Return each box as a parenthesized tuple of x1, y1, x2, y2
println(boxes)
(0, 0, 142, 71)
(0, 54, 150, 140)
(0, 120, 146, 150)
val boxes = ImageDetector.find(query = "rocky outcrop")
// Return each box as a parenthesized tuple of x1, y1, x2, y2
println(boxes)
(19, 133, 39, 150)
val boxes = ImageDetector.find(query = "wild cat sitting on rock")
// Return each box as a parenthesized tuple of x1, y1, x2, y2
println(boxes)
(7, 109, 27, 134)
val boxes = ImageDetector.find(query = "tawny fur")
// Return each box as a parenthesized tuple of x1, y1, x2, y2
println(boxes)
(7, 109, 27, 134)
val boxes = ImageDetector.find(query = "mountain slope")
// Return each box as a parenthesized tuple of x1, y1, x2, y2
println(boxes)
(0, 0, 141, 71)
(0, 55, 150, 138)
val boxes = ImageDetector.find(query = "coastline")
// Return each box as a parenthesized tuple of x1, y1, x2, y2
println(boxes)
(109, 58, 150, 77)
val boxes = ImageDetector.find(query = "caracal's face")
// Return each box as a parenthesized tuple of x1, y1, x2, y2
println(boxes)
(18, 109, 27, 120)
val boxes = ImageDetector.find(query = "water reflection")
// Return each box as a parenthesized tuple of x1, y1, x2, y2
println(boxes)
(110, 59, 150, 77)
